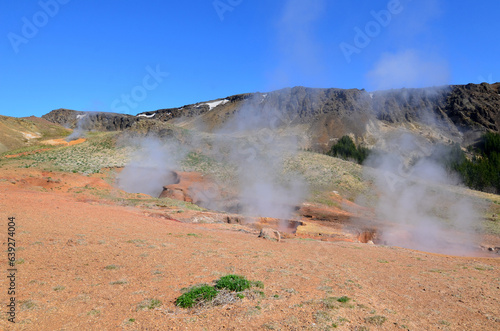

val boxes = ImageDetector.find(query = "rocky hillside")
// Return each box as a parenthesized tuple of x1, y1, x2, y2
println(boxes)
(0, 115, 71, 153)
(41, 83, 500, 151)
(41, 108, 147, 132)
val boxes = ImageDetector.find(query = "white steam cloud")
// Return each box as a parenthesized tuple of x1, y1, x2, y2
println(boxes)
(65, 113, 89, 142)
(213, 98, 308, 220)
(116, 136, 181, 197)
(115, 96, 308, 223)
(363, 130, 480, 255)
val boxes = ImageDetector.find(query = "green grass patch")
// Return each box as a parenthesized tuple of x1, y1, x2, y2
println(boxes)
(175, 285, 219, 308)
(215, 274, 252, 292)
(322, 296, 353, 309)
(176, 275, 264, 309)
(336, 296, 351, 303)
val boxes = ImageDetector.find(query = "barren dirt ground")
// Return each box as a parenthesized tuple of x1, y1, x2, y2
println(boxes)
(0, 167, 499, 330)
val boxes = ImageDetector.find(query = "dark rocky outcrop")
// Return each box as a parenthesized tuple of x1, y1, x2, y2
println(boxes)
(42, 108, 147, 131)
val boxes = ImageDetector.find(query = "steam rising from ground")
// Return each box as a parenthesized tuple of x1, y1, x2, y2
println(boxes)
(116, 137, 181, 197)
(212, 98, 308, 219)
(363, 131, 480, 255)
(115, 97, 308, 221)
(65, 113, 89, 141)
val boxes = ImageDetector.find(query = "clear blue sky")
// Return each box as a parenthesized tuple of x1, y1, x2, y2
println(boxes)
(1, 0, 499, 118)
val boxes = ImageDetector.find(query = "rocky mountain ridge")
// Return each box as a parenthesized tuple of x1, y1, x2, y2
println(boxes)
(41, 83, 500, 151)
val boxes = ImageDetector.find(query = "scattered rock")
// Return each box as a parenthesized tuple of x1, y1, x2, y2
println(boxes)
(226, 216, 241, 224)
(258, 228, 281, 242)
(357, 229, 377, 243)
(480, 245, 500, 254)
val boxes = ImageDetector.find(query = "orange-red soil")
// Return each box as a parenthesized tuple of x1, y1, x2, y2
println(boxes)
(0, 167, 499, 330)
(40, 138, 87, 146)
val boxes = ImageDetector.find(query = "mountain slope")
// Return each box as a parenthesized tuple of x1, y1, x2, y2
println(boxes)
(0, 115, 71, 153)
(41, 83, 500, 151)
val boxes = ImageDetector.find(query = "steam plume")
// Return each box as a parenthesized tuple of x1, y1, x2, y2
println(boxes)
(116, 136, 181, 197)
(212, 97, 308, 220)
(363, 129, 480, 255)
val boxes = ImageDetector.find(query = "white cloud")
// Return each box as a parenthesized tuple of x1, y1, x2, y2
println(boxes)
(366, 49, 449, 90)
(270, 0, 327, 88)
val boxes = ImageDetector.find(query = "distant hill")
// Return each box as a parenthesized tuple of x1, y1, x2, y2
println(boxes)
(41, 83, 500, 151)
(0, 115, 71, 153)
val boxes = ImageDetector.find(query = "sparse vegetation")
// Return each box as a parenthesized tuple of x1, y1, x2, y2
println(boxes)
(313, 310, 332, 325)
(322, 296, 353, 309)
(104, 264, 119, 270)
(110, 279, 128, 285)
(365, 315, 387, 326)
(137, 298, 162, 310)
(126, 239, 146, 244)
(286, 151, 368, 199)
(253, 280, 265, 289)
(20, 300, 37, 311)
(336, 296, 351, 303)
(87, 309, 101, 316)
(15, 132, 133, 174)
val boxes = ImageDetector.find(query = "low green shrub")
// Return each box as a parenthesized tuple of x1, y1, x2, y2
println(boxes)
(337, 296, 351, 303)
(215, 274, 251, 292)
(175, 285, 219, 308)
(176, 275, 264, 309)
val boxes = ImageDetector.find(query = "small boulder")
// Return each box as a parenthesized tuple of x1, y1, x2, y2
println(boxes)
(258, 228, 281, 242)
